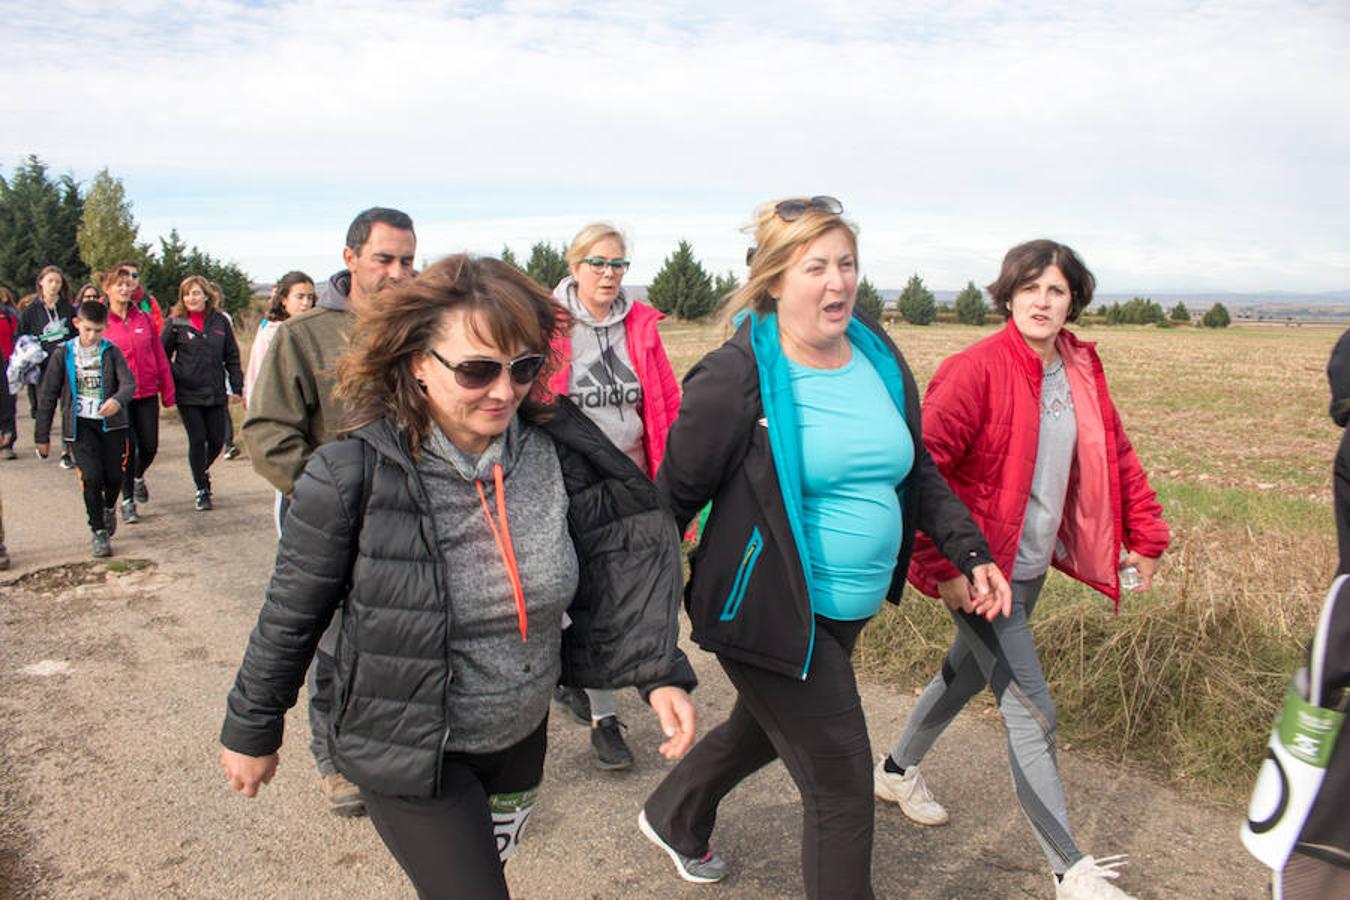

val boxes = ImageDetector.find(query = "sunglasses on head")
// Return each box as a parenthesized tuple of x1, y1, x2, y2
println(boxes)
(774, 195, 843, 221)
(427, 349, 547, 390)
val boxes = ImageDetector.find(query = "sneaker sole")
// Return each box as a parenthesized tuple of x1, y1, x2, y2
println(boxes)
(328, 799, 368, 818)
(638, 810, 723, 884)
(593, 754, 633, 771)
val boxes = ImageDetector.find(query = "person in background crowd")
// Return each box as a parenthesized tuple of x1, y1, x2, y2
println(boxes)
(0, 287, 19, 459)
(548, 222, 682, 771)
(129, 267, 164, 334)
(1327, 328, 1350, 574)
(34, 300, 135, 558)
(639, 196, 1009, 898)
(0, 485, 9, 569)
(873, 240, 1169, 900)
(100, 263, 175, 523)
(76, 283, 102, 305)
(242, 207, 416, 817)
(161, 276, 242, 511)
(212, 284, 243, 461)
(243, 271, 315, 406)
(220, 255, 697, 898)
(18, 266, 76, 467)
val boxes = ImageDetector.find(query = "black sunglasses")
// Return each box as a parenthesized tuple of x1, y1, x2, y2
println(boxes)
(774, 195, 843, 221)
(427, 349, 546, 390)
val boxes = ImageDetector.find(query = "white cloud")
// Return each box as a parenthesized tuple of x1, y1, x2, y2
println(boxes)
(5, 0, 1349, 291)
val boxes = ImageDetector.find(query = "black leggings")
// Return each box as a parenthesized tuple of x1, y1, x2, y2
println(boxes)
(121, 397, 160, 497)
(178, 404, 225, 491)
(362, 716, 548, 900)
(644, 617, 874, 900)
(72, 419, 126, 531)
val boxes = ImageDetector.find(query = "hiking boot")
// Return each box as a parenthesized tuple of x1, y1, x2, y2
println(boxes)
(591, 715, 633, 770)
(552, 685, 592, 726)
(134, 477, 149, 502)
(874, 758, 949, 825)
(0, 541, 10, 570)
(1056, 855, 1134, 899)
(223, 442, 241, 460)
(103, 507, 118, 538)
(320, 772, 366, 817)
(59, 452, 74, 470)
(195, 489, 212, 511)
(91, 530, 111, 558)
(638, 810, 728, 884)
(1, 445, 15, 460)
(121, 498, 140, 524)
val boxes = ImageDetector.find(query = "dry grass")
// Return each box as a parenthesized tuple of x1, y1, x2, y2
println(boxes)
(661, 318, 1343, 803)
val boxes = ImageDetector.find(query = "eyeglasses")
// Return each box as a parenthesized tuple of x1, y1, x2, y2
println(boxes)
(773, 195, 843, 221)
(579, 257, 631, 274)
(427, 349, 547, 390)
(126, 271, 140, 280)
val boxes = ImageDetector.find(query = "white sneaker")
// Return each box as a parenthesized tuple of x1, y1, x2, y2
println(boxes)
(1056, 855, 1134, 899)
(873, 758, 949, 825)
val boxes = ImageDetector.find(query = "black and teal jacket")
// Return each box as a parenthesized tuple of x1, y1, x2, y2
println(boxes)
(657, 311, 993, 681)
(34, 337, 136, 444)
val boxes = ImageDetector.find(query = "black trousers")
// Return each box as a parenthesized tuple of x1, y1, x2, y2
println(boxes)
(644, 616, 875, 900)
(178, 403, 225, 491)
(0, 383, 15, 448)
(362, 716, 548, 900)
(121, 397, 160, 498)
(72, 419, 126, 531)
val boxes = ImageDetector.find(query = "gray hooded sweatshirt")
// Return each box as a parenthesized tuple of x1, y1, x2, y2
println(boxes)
(553, 276, 646, 471)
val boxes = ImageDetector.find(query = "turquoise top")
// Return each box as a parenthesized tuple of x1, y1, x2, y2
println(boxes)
(787, 348, 913, 620)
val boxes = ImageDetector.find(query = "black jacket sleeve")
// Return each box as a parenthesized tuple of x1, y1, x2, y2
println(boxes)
(33, 346, 66, 446)
(222, 315, 244, 396)
(219, 443, 364, 756)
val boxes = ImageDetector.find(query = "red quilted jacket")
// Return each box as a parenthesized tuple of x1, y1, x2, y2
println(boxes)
(909, 319, 1169, 608)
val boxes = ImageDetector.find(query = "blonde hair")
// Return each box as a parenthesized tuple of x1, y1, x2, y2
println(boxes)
(565, 222, 627, 268)
(723, 198, 859, 324)
(171, 275, 221, 316)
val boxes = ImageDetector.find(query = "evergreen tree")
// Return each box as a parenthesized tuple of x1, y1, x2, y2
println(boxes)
(648, 240, 716, 319)
(500, 245, 522, 272)
(141, 228, 254, 316)
(1104, 301, 1123, 324)
(1169, 301, 1190, 322)
(1201, 302, 1231, 328)
(77, 167, 139, 276)
(525, 241, 568, 291)
(0, 155, 86, 294)
(896, 273, 936, 326)
(854, 276, 883, 320)
(953, 280, 988, 325)
(713, 270, 740, 303)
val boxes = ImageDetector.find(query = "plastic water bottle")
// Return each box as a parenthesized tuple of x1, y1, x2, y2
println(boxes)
(1118, 551, 1142, 591)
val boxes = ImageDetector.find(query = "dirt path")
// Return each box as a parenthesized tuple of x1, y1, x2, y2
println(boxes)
(0, 408, 1269, 898)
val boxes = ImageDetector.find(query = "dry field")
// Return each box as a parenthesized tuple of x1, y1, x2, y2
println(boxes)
(659, 317, 1344, 802)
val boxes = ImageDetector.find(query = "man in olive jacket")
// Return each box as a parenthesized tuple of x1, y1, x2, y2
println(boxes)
(240, 207, 416, 816)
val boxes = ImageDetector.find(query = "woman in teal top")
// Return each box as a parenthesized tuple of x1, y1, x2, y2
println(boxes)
(640, 196, 1009, 899)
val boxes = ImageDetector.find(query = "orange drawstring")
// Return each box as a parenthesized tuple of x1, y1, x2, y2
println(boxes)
(476, 463, 527, 641)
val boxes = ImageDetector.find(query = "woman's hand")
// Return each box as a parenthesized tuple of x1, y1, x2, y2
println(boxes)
(648, 686, 697, 760)
(97, 398, 121, 418)
(1123, 551, 1162, 591)
(936, 564, 1012, 621)
(221, 748, 278, 798)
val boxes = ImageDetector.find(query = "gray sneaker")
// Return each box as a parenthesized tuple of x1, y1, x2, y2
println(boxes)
(320, 772, 366, 818)
(0, 541, 10, 570)
(121, 498, 140, 524)
(133, 478, 149, 503)
(638, 810, 728, 884)
(103, 507, 118, 538)
(91, 530, 111, 558)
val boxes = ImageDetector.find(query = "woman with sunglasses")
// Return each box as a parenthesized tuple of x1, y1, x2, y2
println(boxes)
(873, 241, 1167, 900)
(75, 284, 102, 305)
(100, 263, 175, 523)
(162, 276, 242, 511)
(220, 255, 696, 898)
(638, 197, 1009, 898)
(547, 223, 682, 771)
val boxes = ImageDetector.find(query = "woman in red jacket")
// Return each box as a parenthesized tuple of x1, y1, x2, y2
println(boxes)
(546, 222, 682, 771)
(100, 263, 176, 523)
(873, 240, 1169, 900)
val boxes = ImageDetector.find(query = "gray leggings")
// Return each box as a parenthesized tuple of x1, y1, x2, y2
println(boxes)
(890, 575, 1082, 874)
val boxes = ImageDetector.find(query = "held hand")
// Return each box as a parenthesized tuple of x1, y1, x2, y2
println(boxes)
(36, 443, 50, 458)
(648, 686, 697, 760)
(968, 563, 1012, 620)
(220, 748, 278, 798)
(1123, 551, 1161, 592)
(936, 576, 973, 613)
(97, 398, 121, 418)
(228, 395, 243, 406)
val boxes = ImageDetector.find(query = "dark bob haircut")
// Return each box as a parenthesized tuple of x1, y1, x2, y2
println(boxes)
(987, 240, 1095, 322)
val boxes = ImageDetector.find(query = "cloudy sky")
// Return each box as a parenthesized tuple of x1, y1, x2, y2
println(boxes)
(4, 0, 1347, 293)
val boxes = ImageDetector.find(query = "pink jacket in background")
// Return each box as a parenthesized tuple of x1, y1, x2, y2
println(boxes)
(909, 319, 1169, 608)
(105, 305, 176, 406)
(548, 301, 680, 479)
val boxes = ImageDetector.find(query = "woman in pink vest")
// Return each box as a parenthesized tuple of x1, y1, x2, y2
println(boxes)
(873, 240, 1169, 900)
(547, 222, 681, 771)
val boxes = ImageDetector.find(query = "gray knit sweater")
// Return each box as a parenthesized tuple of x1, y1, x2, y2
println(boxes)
(416, 419, 580, 754)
